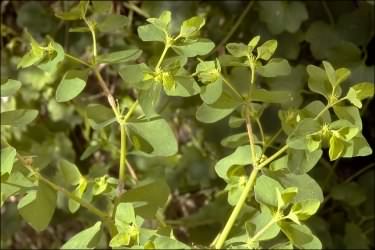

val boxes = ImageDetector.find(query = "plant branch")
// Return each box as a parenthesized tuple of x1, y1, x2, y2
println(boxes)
(221, 76, 244, 101)
(123, 1, 150, 18)
(14, 153, 115, 235)
(65, 53, 92, 68)
(118, 123, 126, 194)
(155, 43, 170, 71)
(248, 218, 277, 243)
(321, 0, 334, 26)
(207, 0, 254, 57)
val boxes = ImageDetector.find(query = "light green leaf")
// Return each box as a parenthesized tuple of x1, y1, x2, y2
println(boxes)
(58, 159, 81, 186)
(147, 10, 171, 31)
(333, 105, 362, 130)
(115, 203, 136, 231)
(257, 58, 291, 77)
(138, 85, 162, 118)
(86, 103, 116, 130)
(257, 40, 277, 61)
(287, 149, 322, 174)
(55, 2, 84, 20)
(226, 43, 248, 58)
(38, 40, 65, 73)
(251, 89, 292, 103)
(56, 78, 86, 102)
(1, 109, 38, 126)
(172, 38, 214, 57)
(1, 79, 22, 97)
(137, 24, 166, 42)
(287, 118, 321, 150)
(221, 132, 250, 149)
(248, 36, 261, 52)
(127, 117, 177, 157)
(196, 92, 240, 123)
(92, 0, 112, 14)
(254, 175, 283, 207)
(109, 232, 131, 248)
(68, 177, 87, 213)
(322, 61, 336, 87)
(306, 64, 332, 100)
(92, 176, 108, 195)
(1, 146, 16, 176)
(119, 179, 170, 219)
(247, 205, 280, 241)
(215, 145, 262, 181)
(96, 14, 128, 33)
(346, 82, 374, 108)
(279, 222, 322, 249)
(290, 199, 320, 221)
(164, 75, 200, 97)
(179, 16, 205, 37)
(335, 67, 351, 86)
(61, 222, 102, 249)
(97, 49, 142, 64)
(328, 135, 345, 161)
(341, 134, 372, 157)
(17, 32, 45, 69)
(200, 79, 222, 104)
(119, 63, 154, 90)
(18, 182, 57, 231)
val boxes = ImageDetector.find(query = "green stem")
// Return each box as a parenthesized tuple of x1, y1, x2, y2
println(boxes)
(65, 53, 92, 68)
(118, 123, 126, 193)
(213, 144, 288, 249)
(155, 44, 170, 71)
(222, 76, 244, 101)
(314, 98, 345, 121)
(83, 17, 97, 63)
(214, 168, 259, 249)
(321, 0, 334, 26)
(15, 154, 115, 236)
(263, 128, 283, 153)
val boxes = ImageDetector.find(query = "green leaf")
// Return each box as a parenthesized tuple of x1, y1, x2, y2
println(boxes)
(335, 67, 351, 86)
(1, 109, 38, 126)
(127, 117, 178, 157)
(256, 40, 277, 61)
(346, 82, 374, 108)
(344, 223, 370, 249)
(55, 2, 85, 20)
(290, 199, 320, 221)
(196, 92, 240, 123)
(92, 0, 112, 14)
(137, 24, 166, 42)
(115, 203, 136, 231)
(322, 61, 336, 87)
(61, 222, 102, 249)
(221, 132, 250, 148)
(119, 63, 154, 90)
(38, 40, 65, 73)
(257, 58, 291, 77)
(301, 100, 331, 124)
(254, 175, 283, 207)
(147, 10, 171, 31)
(172, 38, 215, 57)
(58, 159, 81, 186)
(18, 182, 57, 231)
(138, 85, 162, 118)
(1, 146, 16, 176)
(86, 104, 116, 130)
(200, 79, 222, 104)
(164, 75, 200, 97)
(341, 134, 372, 157)
(248, 35, 261, 52)
(306, 64, 332, 100)
(287, 118, 321, 150)
(68, 177, 87, 213)
(328, 135, 345, 161)
(226, 43, 248, 58)
(333, 105, 362, 130)
(215, 145, 262, 181)
(96, 14, 128, 33)
(265, 170, 324, 203)
(258, 1, 308, 34)
(247, 205, 280, 241)
(195, 60, 221, 84)
(92, 176, 108, 195)
(279, 222, 322, 249)
(251, 89, 292, 104)
(287, 149, 322, 174)
(179, 16, 205, 37)
(56, 78, 86, 102)
(17, 32, 45, 69)
(1, 79, 21, 97)
(119, 179, 170, 219)
(331, 182, 366, 206)
(109, 232, 131, 248)
(97, 49, 142, 64)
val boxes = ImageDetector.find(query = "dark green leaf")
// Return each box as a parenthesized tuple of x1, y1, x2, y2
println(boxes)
(1, 109, 38, 126)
